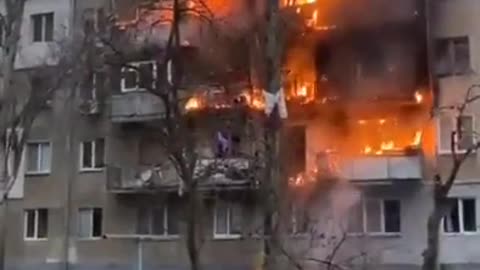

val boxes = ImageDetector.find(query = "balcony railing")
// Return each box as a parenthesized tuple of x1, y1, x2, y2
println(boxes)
(110, 92, 165, 122)
(336, 155, 422, 181)
(106, 157, 256, 193)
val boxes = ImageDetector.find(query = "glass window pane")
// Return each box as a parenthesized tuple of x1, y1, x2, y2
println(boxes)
(25, 210, 35, 238)
(366, 200, 381, 233)
(122, 69, 137, 90)
(462, 199, 476, 232)
(94, 139, 105, 168)
(37, 209, 48, 238)
(32, 15, 43, 42)
(78, 209, 91, 238)
(215, 203, 228, 235)
(230, 204, 242, 235)
(453, 37, 470, 74)
(92, 208, 103, 237)
(44, 13, 54, 41)
(82, 141, 93, 168)
(434, 39, 451, 76)
(27, 144, 39, 172)
(152, 208, 165, 235)
(458, 116, 474, 150)
(136, 208, 150, 234)
(384, 200, 401, 233)
(39, 143, 51, 172)
(347, 202, 363, 233)
(440, 115, 453, 151)
(167, 204, 180, 235)
(444, 199, 460, 233)
(139, 63, 154, 89)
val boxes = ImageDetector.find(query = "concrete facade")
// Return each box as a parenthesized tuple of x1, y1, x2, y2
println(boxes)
(2, 0, 480, 270)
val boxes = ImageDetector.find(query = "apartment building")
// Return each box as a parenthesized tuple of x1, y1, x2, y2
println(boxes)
(2, 0, 480, 270)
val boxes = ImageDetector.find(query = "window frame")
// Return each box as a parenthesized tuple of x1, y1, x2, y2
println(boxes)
(137, 205, 180, 238)
(26, 141, 51, 175)
(24, 209, 48, 241)
(120, 61, 157, 92)
(443, 197, 478, 235)
(79, 138, 105, 172)
(347, 198, 401, 236)
(31, 12, 54, 42)
(434, 36, 471, 77)
(77, 207, 103, 240)
(438, 114, 475, 154)
(213, 201, 242, 240)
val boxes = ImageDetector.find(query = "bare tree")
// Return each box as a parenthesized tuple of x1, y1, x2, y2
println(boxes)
(422, 85, 480, 270)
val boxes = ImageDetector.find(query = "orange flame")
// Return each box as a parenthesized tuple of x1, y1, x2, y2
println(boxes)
(415, 91, 423, 104)
(185, 97, 201, 111)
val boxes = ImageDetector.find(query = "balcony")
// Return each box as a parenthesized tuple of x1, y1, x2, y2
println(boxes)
(110, 92, 165, 123)
(106, 157, 255, 193)
(336, 155, 423, 181)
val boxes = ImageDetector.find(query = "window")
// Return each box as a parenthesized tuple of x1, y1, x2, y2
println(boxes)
(83, 8, 106, 34)
(434, 37, 470, 76)
(26, 142, 51, 174)
(347, 199, 401, 234)
(214, 201, 242, 238)
(78, 208, 103, 238)
(290, 204, 309, 235)
(80, 138, 105, 170)
(137, 204, 180, 236)
(32, 13, 54, 42)
(24, 209, 48, 240)
(439, 115, 475, 153)
(121, 61, 157, 92)
(444, 198, 477, 233)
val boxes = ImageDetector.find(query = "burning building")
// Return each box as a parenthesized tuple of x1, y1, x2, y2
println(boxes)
(3, 0, 480, 270)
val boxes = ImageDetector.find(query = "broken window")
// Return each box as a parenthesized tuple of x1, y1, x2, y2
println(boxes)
(78, 208, 103, 238)
(214, 201, 242, 238)
(444, 198, 477, 233)
(434, 37, 471, 76)
(121, 61, 157, 92)
(347, 199, 401, 234)
(285, 126, 306, 176)
(137, 203, 180, 236)
(80, 138, 105, 170)
(26, 142, 51, 174)
(24, 209, 48, 240)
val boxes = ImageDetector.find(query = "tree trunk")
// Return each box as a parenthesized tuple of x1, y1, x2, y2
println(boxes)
(423, 189, 450, 270)
(186, 186, 201, 270)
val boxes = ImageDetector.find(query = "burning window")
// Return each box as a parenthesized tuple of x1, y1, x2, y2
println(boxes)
(121, 61, 157, 92)
(347, 199, 401, 234)
(434, 37, 471, 76)
(444, 198, 477, 233)
(439, 114, 475, 153)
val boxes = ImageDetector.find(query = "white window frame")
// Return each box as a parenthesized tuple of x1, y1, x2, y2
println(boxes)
(347, 198, 401, 236)
(120, 61, 157, 92)
(24, 209, 48, 241)
(79, 139, 105, 172)
(213, 202, 242, 240)
(26, 141, 51, 175)
(438, 114, 475, 154)
(138, 205, 180, 238)
(77, 208, 102, 240)
(435, 36, 471, 76)
(31, 12, 54, 42)
(443, 198, 478, 235)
